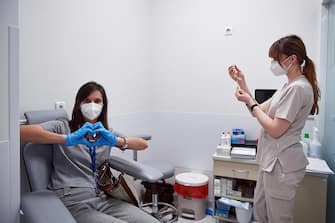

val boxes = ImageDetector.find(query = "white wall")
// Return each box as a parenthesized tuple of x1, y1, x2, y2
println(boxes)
(20, 0, 322, 174)
(140, 0, 322, 172)
(19, 0, 152, 116)
(151, 0, 321, 114)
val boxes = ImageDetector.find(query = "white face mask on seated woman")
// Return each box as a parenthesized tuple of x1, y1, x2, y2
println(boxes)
(270, 56, 293, 76)
(81, 102, 103, 121)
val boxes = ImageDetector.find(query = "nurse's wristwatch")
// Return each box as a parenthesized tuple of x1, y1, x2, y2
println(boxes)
(119, 137, 129, 151)
(246, 103, 258, 112)
(249, 103, 258, 112)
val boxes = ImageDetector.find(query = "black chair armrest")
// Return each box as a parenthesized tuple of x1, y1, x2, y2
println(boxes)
(21, 190, 76, 223)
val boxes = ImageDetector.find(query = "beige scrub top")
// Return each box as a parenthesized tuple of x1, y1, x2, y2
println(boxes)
(256, 75, 314, 173)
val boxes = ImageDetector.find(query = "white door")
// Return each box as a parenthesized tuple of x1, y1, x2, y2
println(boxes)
(0, 0, 20, 222)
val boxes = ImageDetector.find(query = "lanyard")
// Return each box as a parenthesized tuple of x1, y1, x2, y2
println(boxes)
(88, 146, 99, 194)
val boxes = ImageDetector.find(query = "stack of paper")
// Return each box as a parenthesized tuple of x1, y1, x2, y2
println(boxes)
(230, 147, 256, 159)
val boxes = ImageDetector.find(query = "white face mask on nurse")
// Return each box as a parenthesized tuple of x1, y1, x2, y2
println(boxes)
(270, 56, 293, 76)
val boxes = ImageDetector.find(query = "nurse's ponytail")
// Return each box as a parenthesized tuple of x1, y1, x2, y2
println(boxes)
(269, 35, 320, 115)
(303, 56, 320, 115)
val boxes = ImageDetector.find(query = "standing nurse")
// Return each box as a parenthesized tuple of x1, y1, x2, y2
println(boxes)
(228, 35, 320, 223)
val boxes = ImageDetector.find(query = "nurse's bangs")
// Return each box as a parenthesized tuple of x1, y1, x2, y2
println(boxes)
(268, 40, 280, 61)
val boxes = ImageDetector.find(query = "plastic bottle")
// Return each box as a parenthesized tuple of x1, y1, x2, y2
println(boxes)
(220, 132, 231, 148)
(300, 140, 308, 157)
(309, 127, 322, 158)
(217, 132, 231, 157)
(300, 133, 310, 156)
(220, 132, 226, 146)
(225, 132, 231, 148)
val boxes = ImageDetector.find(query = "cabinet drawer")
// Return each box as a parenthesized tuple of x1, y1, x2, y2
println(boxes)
(213, 160, 258, 181)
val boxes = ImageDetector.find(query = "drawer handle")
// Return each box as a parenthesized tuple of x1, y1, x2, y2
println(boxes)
(232, 169, 249, 174)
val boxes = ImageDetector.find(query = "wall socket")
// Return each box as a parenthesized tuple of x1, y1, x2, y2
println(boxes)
(224, 26, 233, 36)
(55, 101, 66, 110)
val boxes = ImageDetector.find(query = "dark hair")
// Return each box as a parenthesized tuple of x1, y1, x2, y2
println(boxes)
(269, 35, 320, 115)
(69, 81, 109, 132)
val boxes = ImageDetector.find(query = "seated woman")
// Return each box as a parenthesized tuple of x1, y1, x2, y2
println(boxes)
(20, 81, 160, 223)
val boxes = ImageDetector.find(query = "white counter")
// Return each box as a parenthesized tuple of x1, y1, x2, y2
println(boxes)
(213, 154, 334, 177)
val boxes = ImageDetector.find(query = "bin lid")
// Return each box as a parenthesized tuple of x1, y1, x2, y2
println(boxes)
(175, 172, 209, 187)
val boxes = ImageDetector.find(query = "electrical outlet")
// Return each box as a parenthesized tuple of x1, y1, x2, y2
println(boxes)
(224, 26, 233, 36)
(55, 101, 66, 110)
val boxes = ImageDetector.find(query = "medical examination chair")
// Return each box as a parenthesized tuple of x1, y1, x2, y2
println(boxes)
(133, 145, 178, 222)
(20, 109, 175, 223)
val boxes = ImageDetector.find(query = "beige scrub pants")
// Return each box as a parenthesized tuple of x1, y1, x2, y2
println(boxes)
(254, 161, 305, 223)
(54, 187, 160, 223)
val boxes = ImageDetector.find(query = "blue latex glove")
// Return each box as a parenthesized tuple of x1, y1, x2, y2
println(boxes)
(65, 122, 94, 147)
(92, 121, 104, 131)
(91, 124, 118, 147)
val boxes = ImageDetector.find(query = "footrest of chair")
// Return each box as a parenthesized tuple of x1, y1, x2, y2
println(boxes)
(141, 202, 178, 223)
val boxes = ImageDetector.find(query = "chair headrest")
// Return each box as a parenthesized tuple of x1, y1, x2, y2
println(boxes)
(24, 109, 68, 124)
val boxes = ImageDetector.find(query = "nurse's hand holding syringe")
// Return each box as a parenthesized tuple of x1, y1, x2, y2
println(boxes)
(227, 65, 251, 96)
(228, 65, 271, 114)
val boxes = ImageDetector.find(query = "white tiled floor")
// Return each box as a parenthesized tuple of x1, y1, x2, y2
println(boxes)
(176, 215, 258, 223)
(176, 215, 216, 223)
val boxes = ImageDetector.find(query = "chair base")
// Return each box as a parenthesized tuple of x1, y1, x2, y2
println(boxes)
(142, 201, 178, 223)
